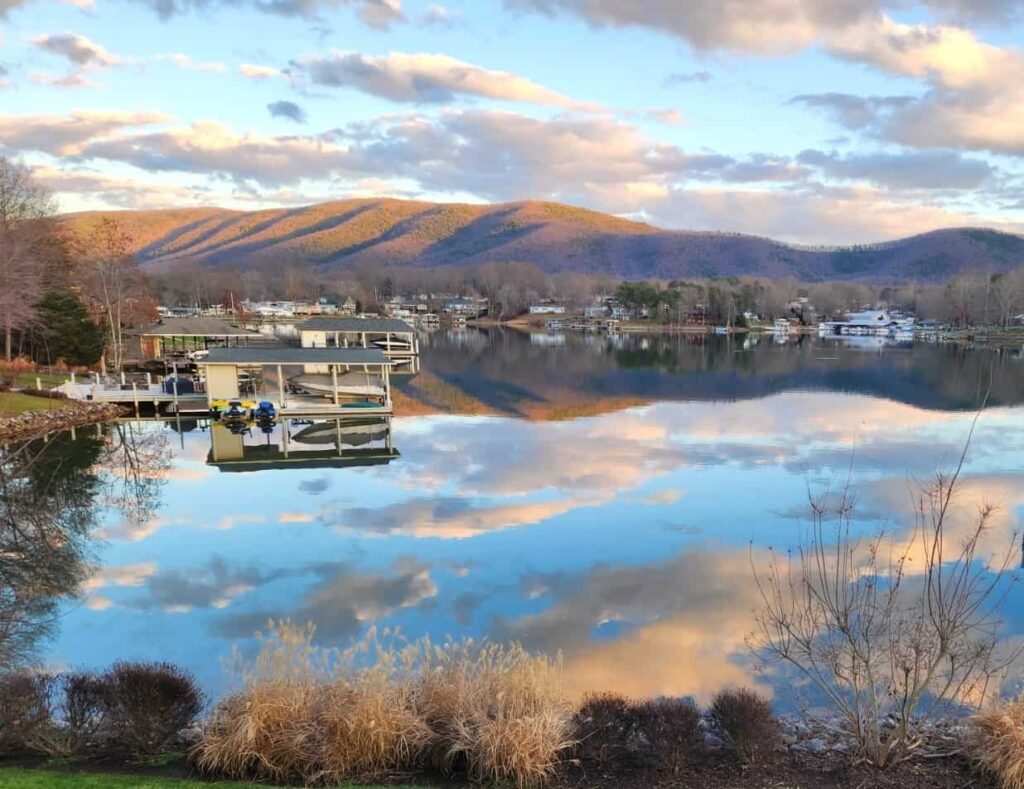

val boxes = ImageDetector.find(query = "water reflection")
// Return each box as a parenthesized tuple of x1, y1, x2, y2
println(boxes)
(15, 333, 1024, 709)
(207, 417, 398, 472)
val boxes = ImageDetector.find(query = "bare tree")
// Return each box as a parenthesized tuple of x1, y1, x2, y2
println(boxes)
(78, 218, 148, 372)
(752, 424, 1020, 767)
(0, 157, 60, 361)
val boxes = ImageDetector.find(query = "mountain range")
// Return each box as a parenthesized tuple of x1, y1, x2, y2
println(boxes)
(63, 198, 1024, 282)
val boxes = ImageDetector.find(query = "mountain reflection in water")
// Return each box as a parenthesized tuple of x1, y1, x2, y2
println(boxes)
(9, 332, 1024, 709)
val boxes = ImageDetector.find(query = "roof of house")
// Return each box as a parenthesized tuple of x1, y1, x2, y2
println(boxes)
(300, 317, 415, 333)
(140, 318, 263, 337)
(200, 347, 390, 366)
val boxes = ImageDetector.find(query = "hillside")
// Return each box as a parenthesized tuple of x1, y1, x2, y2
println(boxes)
(62, 198, 1024, 282)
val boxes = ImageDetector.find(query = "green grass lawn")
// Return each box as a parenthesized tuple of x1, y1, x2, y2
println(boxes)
(9, 372, 70, 388)
(0, 768, 427, 788)
(0, 392, 66, 415)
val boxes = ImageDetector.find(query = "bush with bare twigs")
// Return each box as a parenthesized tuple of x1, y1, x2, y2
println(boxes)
(751, 418, 1020, 768)
(708, 687, 779, 763)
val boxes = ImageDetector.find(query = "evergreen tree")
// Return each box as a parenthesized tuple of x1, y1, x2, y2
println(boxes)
(28, 289, 105, 366)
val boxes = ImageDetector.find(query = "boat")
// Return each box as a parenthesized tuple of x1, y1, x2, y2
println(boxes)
(714, 326, 729, 335)
(372, 337, 414, 352)
(288, 371, 385, 397)
(772, 318, 794, 334)
(292, 418, 388, 447)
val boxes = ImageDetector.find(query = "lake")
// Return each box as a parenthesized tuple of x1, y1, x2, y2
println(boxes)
(15, 330, 1024, 707)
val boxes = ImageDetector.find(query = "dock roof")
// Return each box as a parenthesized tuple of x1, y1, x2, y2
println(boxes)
(301, 317, 415, 334)
(141, 318, 263, 337)
(201, 347, 390, 365)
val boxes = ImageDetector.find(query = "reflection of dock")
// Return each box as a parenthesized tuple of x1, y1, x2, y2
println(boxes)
(206, 417, 399, 472)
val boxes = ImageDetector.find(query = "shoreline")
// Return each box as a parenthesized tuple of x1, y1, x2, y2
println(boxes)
(0, 401, 125, 442)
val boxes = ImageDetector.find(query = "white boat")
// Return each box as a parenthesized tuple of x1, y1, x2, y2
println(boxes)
(772, 318, 794, 334)
(714, 326, 729, 335)
(288, 371, 385, 397)
(292, 419, 388, 446)
(372, 337, 414, 352)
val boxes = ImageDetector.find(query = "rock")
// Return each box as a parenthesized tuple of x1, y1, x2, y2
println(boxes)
(793, 738, 827, 753)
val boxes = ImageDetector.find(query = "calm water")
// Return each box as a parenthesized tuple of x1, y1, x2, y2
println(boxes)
(20, 331, 1024, 706)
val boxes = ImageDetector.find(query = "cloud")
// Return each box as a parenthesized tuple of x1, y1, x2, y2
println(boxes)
(238, 62, 281, 79)
(796, 148, 994, 190)
(497, 548, 769, 701)
(216, 559, 436, 641)
(158, 53, 226, 73)
(83, 562, 158, 591)
(268, 99, 307, 123)
(32, 33, 119, 67)
(0, 110, 169, 155)
(126, 557, 280, 613)
(327, 495, 599, 538)
(32, 165, 213, 208)
(796, 16, 1024, 156)
(789, 92, 915, 129)
(646, 107, 685, 125)
(665, 70, 713, 85)
(140, 0, 405, 28)
(295, 51, 599, 110)
(504, 0, 875, 54)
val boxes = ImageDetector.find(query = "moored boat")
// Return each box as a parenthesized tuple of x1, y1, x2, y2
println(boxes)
(288, 371, 385, 397)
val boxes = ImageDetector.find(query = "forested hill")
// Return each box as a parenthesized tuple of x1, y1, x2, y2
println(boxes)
(62, 198, 1024, 283)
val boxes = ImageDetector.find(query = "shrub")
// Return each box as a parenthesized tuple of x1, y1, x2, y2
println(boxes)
(57, 671, 107, 757)
(708, 687, 779, 763)
(572, 692, 638, 768)
(969, 699, 1024, 789)
(97, 661, 204, 758)
(0, 672, 57, 756)
(633, 698, 703, 775)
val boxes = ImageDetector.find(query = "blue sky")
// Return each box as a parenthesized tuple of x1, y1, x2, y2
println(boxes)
(2, 0, 1024, 242)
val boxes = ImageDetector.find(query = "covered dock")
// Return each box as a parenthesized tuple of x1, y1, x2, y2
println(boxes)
(139, 318, 266, 360)
(207, 418, 399, 471)
(198, 347, 395, 417)
(299, 317, 419, 357)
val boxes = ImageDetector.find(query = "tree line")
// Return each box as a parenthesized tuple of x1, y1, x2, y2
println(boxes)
(5, 151, 1024, 374)
(0, 156, 152, 369)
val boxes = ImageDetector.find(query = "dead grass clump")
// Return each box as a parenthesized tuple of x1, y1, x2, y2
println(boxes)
(418, 640, 575, 788)
(708, 687, 779, 763)
(194, 624, 575, 787)
(318, 674, 433, 781)
(197, 682, 323, 783)
(969, 699, 1024, 789)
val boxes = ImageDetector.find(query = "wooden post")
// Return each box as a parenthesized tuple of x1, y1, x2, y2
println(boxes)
(331, 364, 339, 407)
(132, 382, 140, 418)
(35, 376, 41, 389)
(382, 363, 391, 409)
(146, 372, 152, 386)
(277, 364, 285, 413)
(70, 372, 76, 385)
(121, 372, 126, 385)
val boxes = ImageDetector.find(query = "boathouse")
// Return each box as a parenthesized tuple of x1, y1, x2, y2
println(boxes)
(298, 317, 418, 357)
(198, 347, 394, 416)
(139, 318, 264, 360)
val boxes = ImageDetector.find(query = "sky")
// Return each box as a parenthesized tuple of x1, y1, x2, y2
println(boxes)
(2, 0, 1024, 243)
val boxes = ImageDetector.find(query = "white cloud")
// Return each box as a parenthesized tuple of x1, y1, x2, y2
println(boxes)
(31, 32, 119, 67)
(238, 62, 282, 79)
(296, 51, 600, 110)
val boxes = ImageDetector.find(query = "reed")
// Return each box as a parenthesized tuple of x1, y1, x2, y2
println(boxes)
(192, 623, 574, 787)
(969, 699, 1024, 789)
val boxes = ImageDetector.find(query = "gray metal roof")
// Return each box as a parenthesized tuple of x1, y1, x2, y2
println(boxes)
(301, 317, 415, 334)
(201, 347, 390, 365)
(141, 318, 263, 337)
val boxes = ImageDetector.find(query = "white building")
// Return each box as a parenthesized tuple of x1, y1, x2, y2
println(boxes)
(529, 304, 566, 315)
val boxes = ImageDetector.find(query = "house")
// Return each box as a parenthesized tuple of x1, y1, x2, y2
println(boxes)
(298, 316, 418, 358)
(529, 303, 566, 315)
